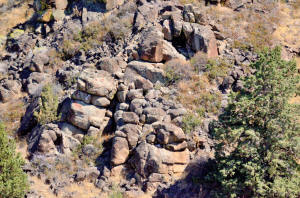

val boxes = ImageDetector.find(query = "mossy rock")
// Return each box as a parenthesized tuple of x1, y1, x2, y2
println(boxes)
(9, 29, 25, 39)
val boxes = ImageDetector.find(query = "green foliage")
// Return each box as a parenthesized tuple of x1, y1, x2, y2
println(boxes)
(108, 185, 123, 198)
(208, 47, 300, 198)
(34, 84, 60, 125)
(205, 58, 232, 82)
(0, 123, 29, 198)
(182, 113, 202, 134)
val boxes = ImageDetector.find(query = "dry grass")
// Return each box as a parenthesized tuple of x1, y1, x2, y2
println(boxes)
(273, 3, 300, 50)
(0, 97, 26, 134)
(205, 3, 281, 51)
(62, 182, 102, 198)
(30, 177, 103, 198)
(29, 176, 55, 198)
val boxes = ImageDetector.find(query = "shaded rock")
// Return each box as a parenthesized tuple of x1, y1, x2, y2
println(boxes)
(122, 112, 139, 124)
(26, 72, 52, 96)
(185, 24, 218, 58)
(71, 90, 91, 104)
(167, 108, 187, 119)
(130, 142, 189, 177)
(166, 141, 188, 151)
(119, 124, 142, 148)
(31, 47, 49, 72)
(134, 76, 153, 91)
(162, 20, 172, 41)
(139, 28, 164, 63)
(127, 89, 143, 100)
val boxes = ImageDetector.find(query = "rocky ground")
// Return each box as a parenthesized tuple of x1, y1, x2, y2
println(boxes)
(0, 0, 299, 197)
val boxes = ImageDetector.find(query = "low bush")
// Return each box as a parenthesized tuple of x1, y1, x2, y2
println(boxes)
(164, 59, 193, 85)
(34, 83, 61, 125)
(182, 113, 202, 134)
(204, 58, 232, 82)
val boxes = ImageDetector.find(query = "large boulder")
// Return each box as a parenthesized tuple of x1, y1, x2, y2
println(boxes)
(130, 142, 190, 177)
(77, 68, 117, 100)
(124, 61, 165, 84)
(188, 24, 218, 58)
(152, 122, 186, 144)
(68, 100, 106, 130)
(139, 28, 185, 63)
(111, 137, 129, 165)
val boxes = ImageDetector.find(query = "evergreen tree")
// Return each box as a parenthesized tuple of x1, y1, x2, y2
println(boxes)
(209, 47, 300, 198)
(0, 123, 29, 198)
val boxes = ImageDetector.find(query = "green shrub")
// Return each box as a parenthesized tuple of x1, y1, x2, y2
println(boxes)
(108, 185, 123, 198)
(204, 58, 232, 82)
(0, 123, 29, 198)
(208, 47, 300, 198)
(182, 113, 202, 134)
(34, 84, 61, 125)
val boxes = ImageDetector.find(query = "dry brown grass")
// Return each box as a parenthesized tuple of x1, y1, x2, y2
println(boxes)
(0, 96, 26, 133)
(205, 3, 281, 51)
(273, 3, 300, 50)
(29, 176, 56, 198)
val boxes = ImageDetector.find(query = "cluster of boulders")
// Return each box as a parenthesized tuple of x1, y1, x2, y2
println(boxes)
(2, 0, 298, 197)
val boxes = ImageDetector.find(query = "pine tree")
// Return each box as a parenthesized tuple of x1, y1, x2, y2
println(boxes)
(209, 47, 300, 198)
(0, 123, 29, 198)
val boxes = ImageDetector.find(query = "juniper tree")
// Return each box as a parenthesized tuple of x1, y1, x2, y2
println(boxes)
(209, 47, 300, 198)
(0, 123, 29, 198)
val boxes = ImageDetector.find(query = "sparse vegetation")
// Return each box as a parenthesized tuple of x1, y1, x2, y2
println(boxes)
(34, 84, 61, 125)
(164, 56, 223, 133)
(0, 123, 29, 198)
(0, 99, 25, 134)
(164, 59, 193, 85)
(61, 7, 134, 59)
(108, 185, 123, 198)
(182, 113, 202, 134)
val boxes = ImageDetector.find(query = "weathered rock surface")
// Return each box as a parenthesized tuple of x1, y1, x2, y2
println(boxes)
(78, 68, 117, 100)
(0, 79, 21, 102)
(68, 100, 106, 130)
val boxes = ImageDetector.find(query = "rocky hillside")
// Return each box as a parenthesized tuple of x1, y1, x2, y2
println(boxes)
(0, 0, 299, 197)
